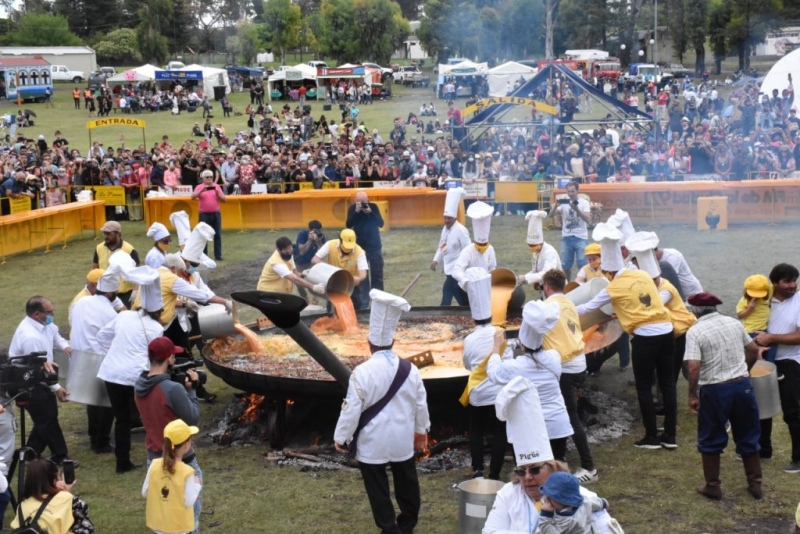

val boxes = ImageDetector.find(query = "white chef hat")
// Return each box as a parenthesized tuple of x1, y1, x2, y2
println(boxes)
(626, 231, 661, 278)
(169, 211, 192, 246)
(467, 201, 494, 243)
(495, 376, 554, 466)
(463, 267, 491, 321)
(593, 222, 624, 272)
(607, 208, 635, 242)
(108, 250, 136, 271)
(518, 300, 560, 349)
(443, 187, 465, 218)
(525, 210, 547, 245)
(368, 289, 411, 347)
(146, 222, 170, 242)
(121, 266, 163, 312)
(182, 223, 215, 264)
(97, 264, 121, 292)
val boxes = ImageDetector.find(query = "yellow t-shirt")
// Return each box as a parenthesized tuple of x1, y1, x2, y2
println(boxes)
(11, 492, 74, 533)
(606, 270, 671, 335)
(543, 294, 585, 363)
(736, 295, 771, 333)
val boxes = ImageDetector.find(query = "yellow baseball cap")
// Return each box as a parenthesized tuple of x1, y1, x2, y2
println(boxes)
(585, 243, 601, 256)
(164, 419, 199, 448)
(86, 268, 105, 283)
(340, 229, 356, 251)
(744, 274, 770, 298)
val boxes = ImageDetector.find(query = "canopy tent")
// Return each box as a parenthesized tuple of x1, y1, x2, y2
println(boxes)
(176, 64, 231, 97)
(437, 60, 490, 96)
(107, 64, 164, 83)
(759, 49, 799, 104)
(267, 63, 318, 101)
(339, 63, 383, 87)
(487, 61, 537, 97)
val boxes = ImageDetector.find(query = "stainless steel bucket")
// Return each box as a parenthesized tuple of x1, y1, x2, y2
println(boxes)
(197, 302, 239, 339)
(457, 478, 506, 534)
(66, 350, 111, 407)
(304, 263, 355, 297)
(567, 277, 615, 330)
(750, 360, 782, 420)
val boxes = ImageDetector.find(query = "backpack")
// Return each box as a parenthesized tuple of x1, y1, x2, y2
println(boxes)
(13, 493, 56, 534)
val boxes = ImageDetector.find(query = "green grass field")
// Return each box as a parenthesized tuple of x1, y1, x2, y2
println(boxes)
(0, 79, 798, 533)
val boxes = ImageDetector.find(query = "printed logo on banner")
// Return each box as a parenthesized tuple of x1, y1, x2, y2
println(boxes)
(91, 186, 126, 206)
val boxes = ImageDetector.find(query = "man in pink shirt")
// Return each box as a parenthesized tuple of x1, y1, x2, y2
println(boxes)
(191, 170, 226, 260)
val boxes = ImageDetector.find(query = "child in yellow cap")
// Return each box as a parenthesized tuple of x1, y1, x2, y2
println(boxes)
(575, 243, 603, 283)
(736, 274, 775, 361)
(143, 419, 202, 534)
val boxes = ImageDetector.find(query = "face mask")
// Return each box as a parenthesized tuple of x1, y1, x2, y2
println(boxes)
(528, 244, 543, 253)
(474, 242, 490, 254)
(124, 170, 131, 175)
(186, 266, 197, 275)
(157, 242, 170, 252)
(43, 314, 54, 326)
(106, 293, 118, 303)
(280, 251, 293, 261)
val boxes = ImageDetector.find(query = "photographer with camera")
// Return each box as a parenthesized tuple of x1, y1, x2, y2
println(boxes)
(8, 296, 72, 466)
(293, 220, 326, 300)
(346, 192, 385, 308)
(135, 337, 202, 532)
(547, 181, 592, 281)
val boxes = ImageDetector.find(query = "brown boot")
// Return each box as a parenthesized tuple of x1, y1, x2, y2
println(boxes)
(742, 453, 763, 499)
(696, 453, 723, 500)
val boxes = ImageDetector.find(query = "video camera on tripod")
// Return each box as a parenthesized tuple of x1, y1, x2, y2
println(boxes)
(0, 352, 58, 400)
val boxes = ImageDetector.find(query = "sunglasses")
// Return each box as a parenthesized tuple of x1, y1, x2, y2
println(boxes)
(513, 465, 545, 478)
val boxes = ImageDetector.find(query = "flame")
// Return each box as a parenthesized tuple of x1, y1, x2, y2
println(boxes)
(287, 399, 295, 406)
(416, 436, 438, 462)
(238, 394, 265, 423)
(313, 435, 322, 446)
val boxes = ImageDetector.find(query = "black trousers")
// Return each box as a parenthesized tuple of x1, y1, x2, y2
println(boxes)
(776, 359, 800, 462)
(104, 381, 134, 467)
(560, 371, 594, 470)
(165, 318, 191, 354)
(468, 404, 507, 479)
(25, 385, 68, 463)
(87, 405, 114, 449)
(631, 331, 676, 439)
(359, 457, 420, 534)
(672, 333, 688, 383)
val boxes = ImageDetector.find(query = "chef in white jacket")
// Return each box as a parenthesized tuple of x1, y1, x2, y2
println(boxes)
(97, 267, 166, 474)
(69, 268, 120, 454)
(482, 377, 621, 534)
(486, 300, 573, 461)
(431, 187, 471, 305)
(517, 211, 562, 289)
(334, 289, 430, 534)
(452, 201, 497, 287)
(170, 210, 217, 270)
(461, 267, 507, 480)
(145, 222, 172, 269)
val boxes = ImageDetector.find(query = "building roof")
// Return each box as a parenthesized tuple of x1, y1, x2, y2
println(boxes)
(0, 57, 51, 67)
(0, 46, 95, 56)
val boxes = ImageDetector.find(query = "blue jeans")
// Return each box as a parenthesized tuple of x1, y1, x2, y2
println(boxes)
(147, 453, 203, 533)
(697, 378, 760, 456)
(199, 211, 222, 260)
(441, 274, 468, 306)
(560, 235, 588, 273)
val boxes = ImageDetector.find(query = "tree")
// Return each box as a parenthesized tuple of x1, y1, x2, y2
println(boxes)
(137, 0, 172, 64)
(708, 0, 732, 73)
(555, 0, 610, 52)
(262, 0, 302, 64)
(351, 0, 409, 64)
(417, 0, 480, 60)
(506, 0, 545, 58)
(318, 0, 359, 62)
(93, 28, 142, 64)
(668, 0, 688, 61)
(726, 0, 781, 70)
(1, 13, 83, 46)
(544, 0, 560, 60)
(685, 0, 708, 74)
(236, 20, 262, 65)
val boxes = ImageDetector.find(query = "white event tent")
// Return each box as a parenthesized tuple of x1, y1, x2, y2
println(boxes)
(177, 64, 231, 96)
(267, 63, 318, 101)
(487, 61, 537, 96)
(760, 49, 799, 100)
(107, 63, 164, 83)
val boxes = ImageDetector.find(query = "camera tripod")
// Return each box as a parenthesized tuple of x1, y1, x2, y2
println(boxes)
(3, 392, 38, 511)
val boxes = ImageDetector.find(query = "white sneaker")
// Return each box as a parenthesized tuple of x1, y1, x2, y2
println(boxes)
(574, 467, 598, 485)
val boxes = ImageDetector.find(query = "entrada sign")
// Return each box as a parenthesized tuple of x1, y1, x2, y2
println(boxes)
(87, 118, 147, 129)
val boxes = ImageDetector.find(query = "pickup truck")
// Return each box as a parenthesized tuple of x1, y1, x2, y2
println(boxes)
(393, 65, 429, 87)
(664, 63, 692, 79)
(165, 61, 186, 71)
(50, 65, 86, 83)
(622, 63, 672, 91)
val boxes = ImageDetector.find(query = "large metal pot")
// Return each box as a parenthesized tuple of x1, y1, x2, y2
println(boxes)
(567, 277, 615, 330)
(304, 263, 354, 297)
(750, 360, 782, 420)
(197, 302, 239, 338)
(65, 350, 111, 407)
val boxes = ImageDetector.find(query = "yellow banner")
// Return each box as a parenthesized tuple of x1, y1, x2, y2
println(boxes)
(9, 196, 32, 214)
(87, 118, 147, 129)
(463, 97, 557, 117)
(90, 186, 126, 206)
